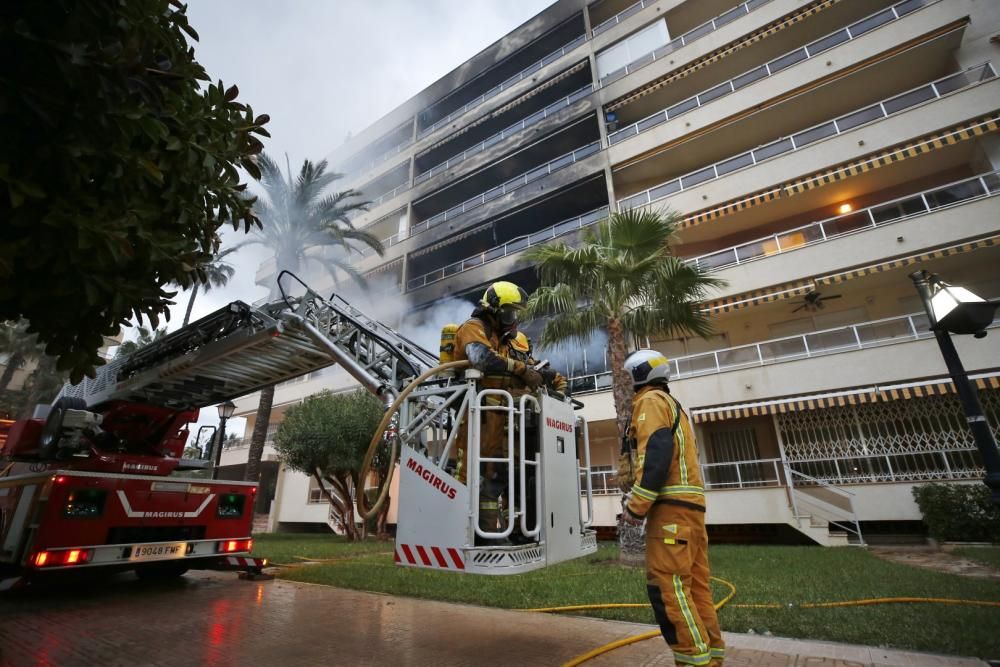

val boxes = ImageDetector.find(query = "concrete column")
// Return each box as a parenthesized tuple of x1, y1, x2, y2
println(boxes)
(581, 4, 592, 35)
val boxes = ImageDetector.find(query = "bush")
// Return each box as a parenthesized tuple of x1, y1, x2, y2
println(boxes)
(912, 483, 1000, 542)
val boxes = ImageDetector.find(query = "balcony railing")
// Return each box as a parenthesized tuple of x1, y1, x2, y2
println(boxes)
(598, 0, 773, 83)
(689, 170, 1000, 271)
(567, 309, 1000, 394)
(579, 467, 620, 495)
(618, 61, 996, 210)
(368, 182, 410, 209)
(414, 84, 595, 185)
(411, 141, 601, 235)
(347, 137, 414, 178)
(702, 458, 784, 490)
(405, 206, 609, 291)
(591, 0, 654, 36)
(419, 33, 588, 138)
(608, 0, 936, 144)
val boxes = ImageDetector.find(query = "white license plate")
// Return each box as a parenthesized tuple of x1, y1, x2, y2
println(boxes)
(130, 542, 187, 562)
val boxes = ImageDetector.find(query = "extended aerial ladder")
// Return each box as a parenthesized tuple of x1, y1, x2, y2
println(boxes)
(6, 272, 596, 578)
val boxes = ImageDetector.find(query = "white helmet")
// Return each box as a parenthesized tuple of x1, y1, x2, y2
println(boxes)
(624, 349, 671, 387)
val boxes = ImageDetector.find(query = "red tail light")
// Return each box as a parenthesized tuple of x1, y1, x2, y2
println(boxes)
(34, 552, 49, 567)
(218, 539, 253, 553)
(33, 548, 92, 567)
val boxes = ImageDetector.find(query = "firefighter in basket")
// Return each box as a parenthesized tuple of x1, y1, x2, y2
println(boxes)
(449, 281, 544, 541)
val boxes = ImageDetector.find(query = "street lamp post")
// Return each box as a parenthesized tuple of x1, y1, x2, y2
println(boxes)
(212, 400, 237, 480)
(910, 270, 1000, 504)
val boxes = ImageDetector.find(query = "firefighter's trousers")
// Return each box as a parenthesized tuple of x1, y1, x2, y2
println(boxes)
(455, 411, 507, 534)
(645, 503, 724, 666)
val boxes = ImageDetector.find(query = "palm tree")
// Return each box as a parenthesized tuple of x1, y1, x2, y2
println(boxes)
(237, 153, 383, 484)
(182, 247, 238, 326)
(116, 326, 167, 358)
(524, 207, 724, 438)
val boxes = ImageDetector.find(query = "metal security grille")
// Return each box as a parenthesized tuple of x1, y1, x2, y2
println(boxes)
(704, 427, 771, 487)
(777, 391, 999, 484)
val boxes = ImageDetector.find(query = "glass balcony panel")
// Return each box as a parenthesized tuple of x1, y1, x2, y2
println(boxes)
(715, 345, 761, 369)
(855, 318, 913, 345)
(684, 22, 714, 42)
(746, 0, 770, 9)
(695, 248, 738, 271)
(715, 152, 754, 176)
(620, 192, 649, 210)
(714, 5, 747, 28)
(524, 110, 546, 126)
(683, 352, 720, 376)
(821, 211, 872, 237)
(933, 71, 973, 96)
(484, 247, 505, 262)
(568, 86, 592, 104)
(620, 2, 643, 20)
(792, 121, 837, 148)
(698, 81, 733, 105)
(554, 218, 580, 235)
(581, 208, 607, 225)
(925, 180, 987, 209)
(570, 376, 596, 393)
(681, 166, 715, 189)
(776, 224, 823, 250)
(595, 373, 613, 391)
(735, 237, 778, 262)
(609, 126, 638, 145)
(806, 328, 859, 353)
(894, 0, 930, 15)
(575, 142, 600, 159)
(446, 204, 464, 219)
(649, 179, 681, 200)
(602, 67, 627, 84)
(849, 8, 894, 36)
(637, 113, 667, 133)
(752, 138, 793, 162)
(834, 104, 883, 131)
(732, 65, 767, 91)
(524, 166, 548, 183)
(869, 197, 924, 224)
(911, 313, 932, 336)
(506, 237, 529, 253)
(542, 51, 562, 67)
(806, 29, 849, 56)
(666, 97, 699, 118)
(483, 186, 505, 202)
(982, 172, 1000, 193)
(463, 255, 483, 269)
(631, 51, 655, 70)
(767, 48, 807, 74)
(758, 337, 807, 362)
(549, 154, 574, 171)
(407, 278, 423, 290)
(530, 229, 553, 244)
(882, 85, 936, 114)
(443, 263, 462, 277)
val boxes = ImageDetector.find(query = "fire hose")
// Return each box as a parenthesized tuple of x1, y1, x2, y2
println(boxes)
(357, 360, 470, 521)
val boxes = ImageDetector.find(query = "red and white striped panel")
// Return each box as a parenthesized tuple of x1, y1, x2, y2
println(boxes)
(226, 556, 266, 569)
(394, 544, 464, 571)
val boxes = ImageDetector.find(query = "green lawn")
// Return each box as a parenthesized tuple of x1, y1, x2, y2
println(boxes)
(253, 536, 1000, 658)
(951, 546, 1000, 571)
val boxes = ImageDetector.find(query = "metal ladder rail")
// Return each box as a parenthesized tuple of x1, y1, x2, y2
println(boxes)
(519, 395, 542, 539)
(471, 389, 517, 541)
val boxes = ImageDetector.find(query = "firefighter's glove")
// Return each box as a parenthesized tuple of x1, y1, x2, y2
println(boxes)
(539, 367, 558, 387)
(553, 376, 568, 393)
(521, 368, 544, 391)
(621, 500, 645, 526)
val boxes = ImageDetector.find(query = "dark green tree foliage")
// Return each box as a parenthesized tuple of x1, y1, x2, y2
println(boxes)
(912, 483, 1000, 542)
(0, 0, 270, 384)
(274, 390, 384, 540)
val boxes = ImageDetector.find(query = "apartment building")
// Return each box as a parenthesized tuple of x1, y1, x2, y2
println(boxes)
(226, 0, 1000, 543)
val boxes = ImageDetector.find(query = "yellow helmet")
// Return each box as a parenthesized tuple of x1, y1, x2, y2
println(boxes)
(482, 281, 528, 311)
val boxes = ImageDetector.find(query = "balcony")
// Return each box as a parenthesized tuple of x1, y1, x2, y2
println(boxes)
(410, 141, 601, 235)
(689, 171, 1000, 272)
(607, 0, 951, 147)
(414, 84, 595, 185)
(617, 62, 997, 211)
(597, 0, 774, 85)
(568, 309, 1000, 396)
(405, 206, 609, 291)
(418, 33, 588, 138)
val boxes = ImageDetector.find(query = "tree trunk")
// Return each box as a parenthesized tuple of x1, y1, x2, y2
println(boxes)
(376, 482, 391, 540)
(183, 284, 199, 327)
(0, 352, 25, 391)
(606, 317, 645, 565)
(245, 384, 275, 482)
(316, 470, 351, 536)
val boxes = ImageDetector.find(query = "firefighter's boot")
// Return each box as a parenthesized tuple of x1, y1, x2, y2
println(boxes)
(475, 471, 507, 546)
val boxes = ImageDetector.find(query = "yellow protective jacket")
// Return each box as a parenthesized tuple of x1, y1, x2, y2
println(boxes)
(453, 313, 529, 389)
(625, 385, 705, 518)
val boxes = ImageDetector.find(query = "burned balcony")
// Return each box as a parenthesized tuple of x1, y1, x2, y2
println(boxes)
(357, 161, 411, 210)
(338, 119, 414, 182)
(417, 14, 587, 136)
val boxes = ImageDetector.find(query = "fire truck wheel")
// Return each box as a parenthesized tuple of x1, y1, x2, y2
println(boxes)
(38, 397, 88, 458)
(135, 564, 189, 580)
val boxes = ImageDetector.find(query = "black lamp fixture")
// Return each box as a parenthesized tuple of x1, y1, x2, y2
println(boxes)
(212, 400, 237, 480)
(910, 270, 1000, 504)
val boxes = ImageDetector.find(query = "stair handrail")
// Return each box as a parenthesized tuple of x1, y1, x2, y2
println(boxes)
(786, 468, 864, 545)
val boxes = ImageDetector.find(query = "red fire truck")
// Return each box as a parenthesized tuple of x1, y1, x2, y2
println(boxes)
(1, 272, 596, 589)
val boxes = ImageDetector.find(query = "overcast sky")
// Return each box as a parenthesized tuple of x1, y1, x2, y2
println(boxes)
(149, 0, 555, 337)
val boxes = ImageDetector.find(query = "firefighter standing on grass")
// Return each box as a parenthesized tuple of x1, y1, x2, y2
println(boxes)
(452, 281, 543, 538)
(620, 349, 724, 667)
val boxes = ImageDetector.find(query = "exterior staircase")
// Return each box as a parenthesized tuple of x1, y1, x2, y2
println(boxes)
(785, 468, 864, 546)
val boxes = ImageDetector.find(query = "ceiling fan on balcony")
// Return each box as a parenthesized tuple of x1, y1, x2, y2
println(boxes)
(792, 290, 843, 313)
